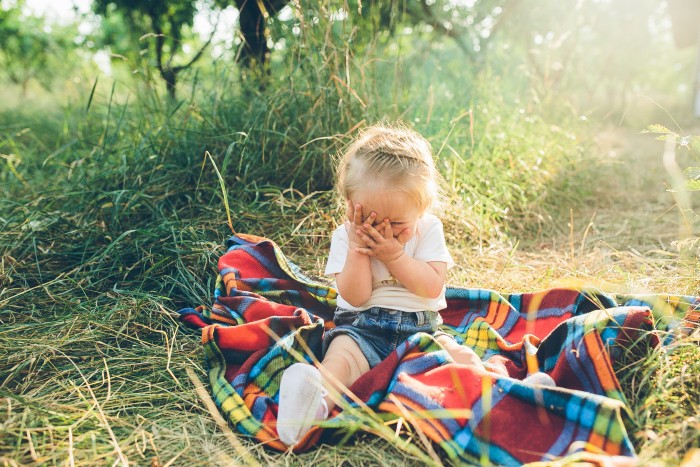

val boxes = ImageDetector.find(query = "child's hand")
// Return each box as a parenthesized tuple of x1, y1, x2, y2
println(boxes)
(344, 201, 377, 251)
(354, 218, 410, 264)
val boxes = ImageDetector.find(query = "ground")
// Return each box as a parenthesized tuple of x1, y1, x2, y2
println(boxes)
(449, 127, 698, 296)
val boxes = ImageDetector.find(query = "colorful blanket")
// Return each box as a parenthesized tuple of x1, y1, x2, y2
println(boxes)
(178, 233, 700, 465)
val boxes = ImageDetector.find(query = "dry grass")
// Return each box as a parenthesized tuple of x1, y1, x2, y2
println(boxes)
(443, 127, 698, 296)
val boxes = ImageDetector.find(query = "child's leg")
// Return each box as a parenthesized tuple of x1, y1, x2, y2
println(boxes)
(277, 334, 369, 446)
(320, 334, 370, 411)
(436, 335, 534, 380)
(435, 334, 486, 370)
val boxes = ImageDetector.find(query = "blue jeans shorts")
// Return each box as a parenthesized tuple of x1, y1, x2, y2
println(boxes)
(322, 307, 447, 368)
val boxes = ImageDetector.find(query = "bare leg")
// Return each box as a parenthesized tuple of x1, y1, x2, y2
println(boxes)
(277, 335, 369, 445)
(435, 334, 486, 370)
(320, 335, 370, 411)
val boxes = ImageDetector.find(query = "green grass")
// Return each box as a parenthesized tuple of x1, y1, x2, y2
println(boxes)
(614, 333, 700, 465)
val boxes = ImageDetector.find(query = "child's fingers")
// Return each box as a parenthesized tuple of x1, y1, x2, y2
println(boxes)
(362, 210, 377, 227)
(362, 222, 384, 242)
(353, 203, 363, 225)
(354, 247, 374, 256)
(397, 228, 411, 244)
(357, 230, 377, 247)
(347, 200, 357, 222)
(383, 219, 393, 239)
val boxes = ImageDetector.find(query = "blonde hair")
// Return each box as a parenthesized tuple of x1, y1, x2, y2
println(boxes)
(336, 122, 443, 213)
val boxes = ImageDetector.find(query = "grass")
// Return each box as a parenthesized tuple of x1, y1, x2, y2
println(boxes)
(2, 105, 698, 466)
(618, 339, 700, 465)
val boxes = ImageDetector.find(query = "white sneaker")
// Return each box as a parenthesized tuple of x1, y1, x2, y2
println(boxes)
(523, 372, 556, 387)
(277, 363, 329, 446)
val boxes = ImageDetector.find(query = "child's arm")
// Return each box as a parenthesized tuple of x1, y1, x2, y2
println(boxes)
(334, 203, 375, 307)
(385, 255, 446, 299)
(354, 220, 446, 298)
(335, 248, 373, 306)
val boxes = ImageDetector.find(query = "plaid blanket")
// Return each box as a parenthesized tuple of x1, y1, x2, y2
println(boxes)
(178, 233, 700, 465)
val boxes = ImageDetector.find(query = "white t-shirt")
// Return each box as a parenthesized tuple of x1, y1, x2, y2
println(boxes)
(324, 213, 454, 312)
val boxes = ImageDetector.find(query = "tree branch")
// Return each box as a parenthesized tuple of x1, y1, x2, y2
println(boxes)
(148, 11, 166, 77)
(262, 0, 289, 15)
(415, 0, 471, 55)
(174, 15, 220, 73)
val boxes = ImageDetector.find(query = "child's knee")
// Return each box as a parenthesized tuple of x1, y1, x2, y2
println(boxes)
(322, 335, 369, 380)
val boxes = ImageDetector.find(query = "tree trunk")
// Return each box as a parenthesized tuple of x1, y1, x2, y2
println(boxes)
(235, 0, 269, 74)
(161, 67, 177, 100)
(233, 0, 290, 83)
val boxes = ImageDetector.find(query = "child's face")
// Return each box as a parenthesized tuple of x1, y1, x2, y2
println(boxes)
(351, 191, 422, 241)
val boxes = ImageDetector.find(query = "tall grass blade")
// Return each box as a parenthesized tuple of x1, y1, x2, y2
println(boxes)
(205, 151, 236, 235)
(86, 76, 99, 113)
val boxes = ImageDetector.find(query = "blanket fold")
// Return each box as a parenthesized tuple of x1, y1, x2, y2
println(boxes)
(178, 233, 699, 465)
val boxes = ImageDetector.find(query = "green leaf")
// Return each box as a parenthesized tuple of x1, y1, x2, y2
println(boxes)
(688, 136, 700, 159)
(654, 134, 677, 142)
(685, 179, 700, 191)
(643, 124, 675, 136)
(683, 166, 700, 180)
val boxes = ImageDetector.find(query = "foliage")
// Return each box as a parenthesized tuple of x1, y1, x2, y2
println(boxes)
(0, 3, 77, 94)
(303, 0, 511, 58)
(214, 0, 289, 77)
(92, 0, 215, 98)
(459, 0, 693, 123)
(615, 333, 700, 464)
(643, 124, 700, 191)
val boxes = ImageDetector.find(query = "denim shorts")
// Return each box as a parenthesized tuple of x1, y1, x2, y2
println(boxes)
(322, 307, 445, 368)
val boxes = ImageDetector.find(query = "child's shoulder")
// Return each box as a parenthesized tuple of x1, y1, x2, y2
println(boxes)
(415, 213, 445, 240)
(331, 221, 348, 237)
(419, 212, 443, 227)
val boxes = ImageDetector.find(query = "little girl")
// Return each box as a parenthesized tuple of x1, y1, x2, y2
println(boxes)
(277, 123, 550, 446)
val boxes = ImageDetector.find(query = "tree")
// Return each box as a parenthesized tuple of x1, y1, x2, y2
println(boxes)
(93, 0, 216, 99)
(0, 4, 74, 95)
(91, 0, 514, 93)
(348, 0, 514, 59)
(229, 0, 289, 76)
(211, 0, 510, 80)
